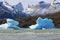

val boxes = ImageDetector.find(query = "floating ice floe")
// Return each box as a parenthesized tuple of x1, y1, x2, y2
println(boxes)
(29, 17, 55, 30)
(0, 19, 20, 30)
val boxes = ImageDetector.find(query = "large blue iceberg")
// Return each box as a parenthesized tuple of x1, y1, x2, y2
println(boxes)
(0, 19, 20, 30)
(29, 17, 55, 30)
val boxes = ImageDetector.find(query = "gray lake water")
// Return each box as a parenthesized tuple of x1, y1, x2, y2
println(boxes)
(0, 28, 60, 40)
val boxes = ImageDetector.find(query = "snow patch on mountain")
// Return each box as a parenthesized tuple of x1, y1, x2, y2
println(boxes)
(3, 2, 13, 11)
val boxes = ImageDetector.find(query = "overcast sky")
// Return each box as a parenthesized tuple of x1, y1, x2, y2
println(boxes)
(0, 0, 60, 9)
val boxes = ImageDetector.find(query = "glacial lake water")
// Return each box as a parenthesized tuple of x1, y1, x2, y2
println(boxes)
(0, 28, 60, 40)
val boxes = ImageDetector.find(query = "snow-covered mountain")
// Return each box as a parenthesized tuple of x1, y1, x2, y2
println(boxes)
(0, 1, 60, 18)
(0, 1, 29, 19)
(23, 1, 60, 16)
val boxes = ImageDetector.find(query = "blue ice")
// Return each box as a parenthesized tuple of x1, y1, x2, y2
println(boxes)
(29, 17, 55, 30)
(0, 19, 20, 30)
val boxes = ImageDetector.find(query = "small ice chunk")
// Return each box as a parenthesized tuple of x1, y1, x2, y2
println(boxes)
(29, 24, 42, 30)
(0, 23, 9, 29)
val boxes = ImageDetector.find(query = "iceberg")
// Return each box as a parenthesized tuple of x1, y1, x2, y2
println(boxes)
(29, 17, 55, 30)
(7, 19, 20, 30)
(0, 19, 20, 30)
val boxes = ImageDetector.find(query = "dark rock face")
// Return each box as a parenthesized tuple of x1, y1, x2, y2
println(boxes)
(15, 11, 29, 18)
(0, 12, 14, 19)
